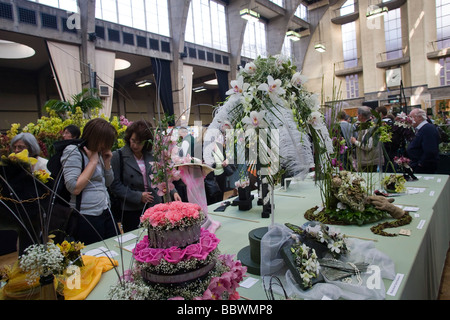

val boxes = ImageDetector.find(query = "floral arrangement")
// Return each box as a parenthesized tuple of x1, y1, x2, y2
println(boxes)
(133, 229, 219, 271)
(56, 240, 85, 268)
(4, 106, 128, 159)
(289, 243, 319, 289)
(209, 55, 327, 186)
(1, 149, 51, 184)
(330, 170, 368, 212)
(394, 156, 411, 168)
(19, 243, 65, 284)
(382, 174, 406, 193)
(140, 201, 203, 230)
(149, 114, 181, 202)
(304, 224, 348, 259)
(107, 254, 246, 300)
(235, 177, 250, 189)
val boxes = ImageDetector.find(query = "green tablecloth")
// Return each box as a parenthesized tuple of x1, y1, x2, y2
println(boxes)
(84, 174, 450, 300)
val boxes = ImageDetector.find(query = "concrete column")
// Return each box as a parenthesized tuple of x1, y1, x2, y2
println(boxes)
(78, 0, 96, 90)
(168, 0, 191, 126)
(266, 0, 302, 56)
(227, 0, 251, 81)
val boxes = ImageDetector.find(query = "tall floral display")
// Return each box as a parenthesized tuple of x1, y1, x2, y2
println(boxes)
(148, 114, 181, 203)
(206, 55, 332, 218)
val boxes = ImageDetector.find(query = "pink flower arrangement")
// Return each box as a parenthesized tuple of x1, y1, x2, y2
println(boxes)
(140, 201, 202, 229)
(170, 254, 247, 300)
(195, 254, 246, 300)
(119, 115, 132, 126)
(133, 229, 219, 265)
(394, 156, 411, 168)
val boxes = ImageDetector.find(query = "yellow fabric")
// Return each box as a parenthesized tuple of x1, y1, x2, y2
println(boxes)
(0, 255, 118, 300)
(63, 255, 118, 300)
(0, 261, 40, 300)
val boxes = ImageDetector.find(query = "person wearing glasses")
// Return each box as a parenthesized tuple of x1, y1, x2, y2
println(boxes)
(406, 108, 440, 174)
(10, 132, 49, 174)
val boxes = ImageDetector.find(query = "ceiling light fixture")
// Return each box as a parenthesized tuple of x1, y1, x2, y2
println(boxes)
(136, 80, 152, 87)
(0, 40, 35, 59)
(315, 21, 326, 53)
(286, 30, 301, 42)
(240, 9, 260, 23)
(204, 79, 218, 86)
(314, 43, 326, 53)
(114, 58, 131, 71)
(366, 5, 388, 20)
(193, 86, 207, 93)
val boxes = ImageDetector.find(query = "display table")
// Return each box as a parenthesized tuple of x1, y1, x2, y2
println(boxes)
(84, 174, 450, 300)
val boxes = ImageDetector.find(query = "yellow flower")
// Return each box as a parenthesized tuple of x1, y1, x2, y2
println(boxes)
(33, 169, 52, 183)
(57, 240, 71, 254)
(8, 149, 38, 166)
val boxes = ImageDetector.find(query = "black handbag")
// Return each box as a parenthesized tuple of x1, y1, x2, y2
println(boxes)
(204, 172, 221, 196)
(223, 164, 236, 177)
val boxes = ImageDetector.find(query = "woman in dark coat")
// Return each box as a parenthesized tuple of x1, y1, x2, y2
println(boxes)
(110, 120, 180, 232)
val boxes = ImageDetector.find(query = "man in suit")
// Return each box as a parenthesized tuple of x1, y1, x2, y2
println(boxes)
(406, 108, 440, 174)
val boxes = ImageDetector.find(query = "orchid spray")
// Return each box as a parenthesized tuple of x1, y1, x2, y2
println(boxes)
(149, 114, 181, 203)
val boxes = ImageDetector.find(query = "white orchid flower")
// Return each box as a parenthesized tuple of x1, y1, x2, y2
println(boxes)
(244, 62, 257, 74)
(258, 75, 285, 96)
(242, 110, 268, 129)
(226, 76, 250, 96)
(291, 72, 308, 88)
(308, 111, 324, 128)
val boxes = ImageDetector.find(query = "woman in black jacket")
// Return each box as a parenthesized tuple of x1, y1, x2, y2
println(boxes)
(110, 120, 180, 232)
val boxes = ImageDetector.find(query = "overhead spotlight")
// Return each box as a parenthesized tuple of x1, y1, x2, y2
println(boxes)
(240, 9, 260, 23)
(136, 80, 152, 87)
(286, 30, 301, 41)
(314, 43, 326, 53)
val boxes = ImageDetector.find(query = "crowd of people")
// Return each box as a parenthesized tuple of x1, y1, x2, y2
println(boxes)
(3, 106, 444, 249)
(338, 106, 442, 175)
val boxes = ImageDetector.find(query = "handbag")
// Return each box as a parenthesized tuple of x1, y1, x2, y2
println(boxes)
(204, 172, 221, 196)
(223, 164, 236, 177)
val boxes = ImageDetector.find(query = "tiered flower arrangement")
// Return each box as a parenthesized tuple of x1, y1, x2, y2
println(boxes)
(139, 201, 204, 231)
(108, 202, 247, 300)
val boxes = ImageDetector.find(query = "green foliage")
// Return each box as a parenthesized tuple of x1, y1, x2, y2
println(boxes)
(44, 88, 103, 119)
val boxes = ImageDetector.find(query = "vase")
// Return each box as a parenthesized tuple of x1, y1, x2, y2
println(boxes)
(39, 274, 57, 300)
(403, 167, 418, 181)
(261, 180, 272, 218)
(236, 186, 253, 211)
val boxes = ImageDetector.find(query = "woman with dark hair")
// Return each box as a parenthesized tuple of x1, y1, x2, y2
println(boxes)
(110, 120, 181, 232)
(62, 124, 81, 140)
(61, 118, 118, 244)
